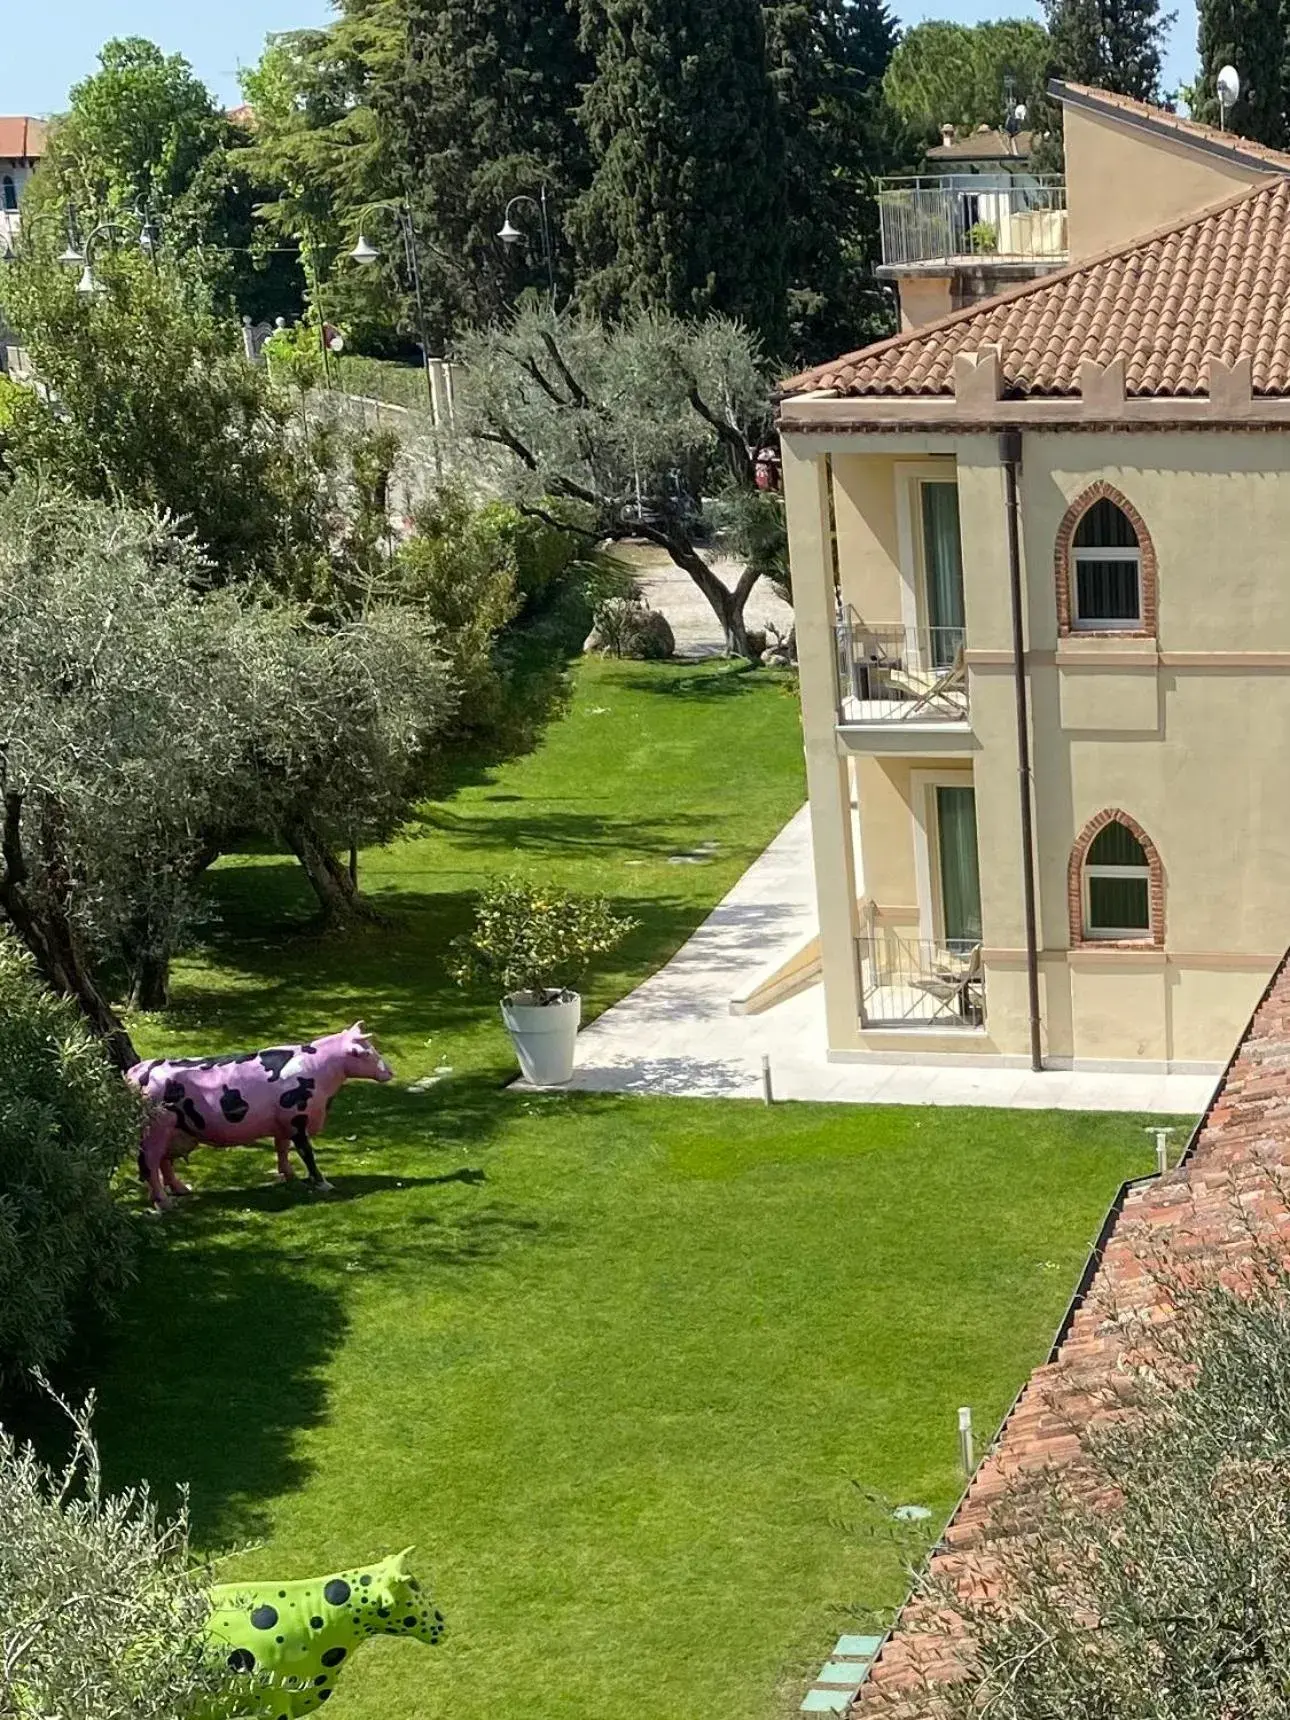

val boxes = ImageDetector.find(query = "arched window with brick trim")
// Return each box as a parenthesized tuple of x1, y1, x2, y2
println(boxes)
(1069, 810, 1164, 947)
(1055, 484, 1157, 638)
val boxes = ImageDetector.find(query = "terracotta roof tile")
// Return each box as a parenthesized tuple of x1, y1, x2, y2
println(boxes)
(783, 178, 1290, 400)
(849, 950, 1290, 1717)
(0, 117, 46, 160)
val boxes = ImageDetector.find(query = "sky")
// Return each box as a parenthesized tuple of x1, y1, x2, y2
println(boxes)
(1, 0, 1200, 120)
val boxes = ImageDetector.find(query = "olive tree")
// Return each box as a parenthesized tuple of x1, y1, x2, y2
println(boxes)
(454, 307, 779, 659)
(917, 1233, 1290, 1718)
(0, 1387, 233, 1719)
(0, 485, 456, 1053)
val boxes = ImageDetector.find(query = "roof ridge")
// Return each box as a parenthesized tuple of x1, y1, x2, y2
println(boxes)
(781, 175, 1282, 396)
(1054, 79, 1290, 174)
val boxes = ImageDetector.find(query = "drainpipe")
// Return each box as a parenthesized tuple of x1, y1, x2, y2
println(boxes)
(1000, 428, 1044, 1072)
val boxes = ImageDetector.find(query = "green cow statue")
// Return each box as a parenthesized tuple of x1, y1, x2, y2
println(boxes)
(202, 1548, 444, 1717)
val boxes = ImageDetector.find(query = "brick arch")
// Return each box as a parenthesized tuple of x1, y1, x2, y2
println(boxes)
(1054, 481, 1158, 638)
(1068, 807, 1164, 948)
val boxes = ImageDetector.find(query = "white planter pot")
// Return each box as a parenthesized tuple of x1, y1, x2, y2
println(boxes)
(501, 990, 581, 1086)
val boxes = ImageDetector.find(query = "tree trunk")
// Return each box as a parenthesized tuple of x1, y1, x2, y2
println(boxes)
(130, 950, 171, 1012)
(0, 793, 138, 1070)
(283, 818, 380, 928)
(642, 526, 761, 660)
(123, 842, 222, 1014)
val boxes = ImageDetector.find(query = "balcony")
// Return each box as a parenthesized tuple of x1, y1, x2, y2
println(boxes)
(835, 615, 969, 730)
(877, 177, 1066, 272)
(857, 931, 984, 1029)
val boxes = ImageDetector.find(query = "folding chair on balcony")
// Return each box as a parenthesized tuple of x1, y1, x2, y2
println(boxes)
(888, 644, 967, 717)
(912, 942, 983, 1024)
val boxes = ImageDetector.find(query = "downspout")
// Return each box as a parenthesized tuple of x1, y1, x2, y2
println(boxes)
(1000, 428, 1044, 1072)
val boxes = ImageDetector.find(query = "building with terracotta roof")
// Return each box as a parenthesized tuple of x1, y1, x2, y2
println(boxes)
(877, 121, 1066, 333)
(777, 82, 1290, 1082)
(842, 944, 1290, 1714)
(0, 117, 47, 247)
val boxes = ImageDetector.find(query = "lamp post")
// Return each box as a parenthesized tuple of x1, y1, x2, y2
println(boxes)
(61, 203, 162, 296)
(1, 200, 88, 267)
(348, 199, 440, 415)
(497, 186, 556, 307)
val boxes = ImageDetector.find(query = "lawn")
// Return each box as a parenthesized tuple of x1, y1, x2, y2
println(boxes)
(84, 658, 1178, 1719)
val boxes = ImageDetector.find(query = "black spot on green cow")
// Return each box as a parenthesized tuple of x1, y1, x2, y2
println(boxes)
(315, 1674, 329, 1686)
(404, 1614, 417, 1628)
(359, 1574, 372, 1586)
(324, 1579, 351, 1605)
(278, 1590, 287, 1598)
(321, 1647, 346, 1667)
(310, 1616, 324, 1630)
(377, 1606, 390, 1618)
(251, 1604, 278, 1630)
(227, 1648, 256, 1672)
(317, 1690, 332, 1704)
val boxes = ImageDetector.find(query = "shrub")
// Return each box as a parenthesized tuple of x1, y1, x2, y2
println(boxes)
(0, 1386, 234, 1718)
(965, 220, 998, 254)
(0, 934, 139, 1385)
(588, 597, 675, 660)
(449, 878, 637, 1003)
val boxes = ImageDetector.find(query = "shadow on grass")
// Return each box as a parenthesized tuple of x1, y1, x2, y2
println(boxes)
(612, 663, 782, 701)
(161, 885, 709, 1047)
(405, 805, 713, 860)
(69, 1230, 352, 1548)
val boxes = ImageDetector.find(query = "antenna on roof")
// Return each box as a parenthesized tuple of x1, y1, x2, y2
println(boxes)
(1217, 64, 1240, 130)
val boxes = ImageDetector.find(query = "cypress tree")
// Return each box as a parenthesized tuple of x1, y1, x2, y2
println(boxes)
(1042, 0, 1172, 102)
(763, 0, 900, 364)
(570, 0, 787, 346)
(1192, 0, 1285, 143)
(383, 0, 591, 340)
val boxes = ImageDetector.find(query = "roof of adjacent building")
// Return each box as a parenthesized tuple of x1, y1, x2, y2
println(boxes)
(850, 950, 1290, 1715)
(782, 175, 1290, 400)
(1055, 78, 1290, 176)
(926, 127, 1034, 162)
(0, 117, 47, 161)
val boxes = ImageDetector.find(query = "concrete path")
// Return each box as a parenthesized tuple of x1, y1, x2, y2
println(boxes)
(558, 806, 1220, 1117)
(616, 544, 794, 657)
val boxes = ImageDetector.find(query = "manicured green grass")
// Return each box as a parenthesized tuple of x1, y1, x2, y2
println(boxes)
(83, 658, 1180, 1718)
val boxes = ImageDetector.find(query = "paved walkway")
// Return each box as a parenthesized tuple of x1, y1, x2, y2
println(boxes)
(560, 807, 1220, 1117)
(617, 544, 794, 657)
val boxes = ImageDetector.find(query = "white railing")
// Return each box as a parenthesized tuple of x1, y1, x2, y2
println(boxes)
(877, 177, 1066, 269)
(835, 617, 968, 724)
(857, 933, 984, 1028)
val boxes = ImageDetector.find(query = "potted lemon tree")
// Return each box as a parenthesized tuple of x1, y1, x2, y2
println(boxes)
(450, 879, 636, 1085)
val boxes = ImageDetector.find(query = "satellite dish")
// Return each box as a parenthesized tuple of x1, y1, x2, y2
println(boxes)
(1217, 64, 1240, 111)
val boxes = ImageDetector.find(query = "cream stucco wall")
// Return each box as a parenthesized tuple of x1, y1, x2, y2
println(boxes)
(895, 275, 954, 331)
(1063, 102, 1268, 261)
(786, 429, 1290, 1070)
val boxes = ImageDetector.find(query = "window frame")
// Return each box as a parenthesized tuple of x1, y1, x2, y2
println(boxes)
(1068, 808, 1164, 949)
(1082, 857, 1151, 940)
(1055, 483, 1158, 641)
(1071, 540, 1142, 632)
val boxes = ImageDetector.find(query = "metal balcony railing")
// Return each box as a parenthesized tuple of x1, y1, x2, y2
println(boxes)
(877, 177, 1066, 269)
(836, 617, 968, 724)
(857, 932, 984, 1029)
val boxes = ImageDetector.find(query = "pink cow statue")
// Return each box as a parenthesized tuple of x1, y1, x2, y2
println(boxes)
(127, 1022, 394, 1207)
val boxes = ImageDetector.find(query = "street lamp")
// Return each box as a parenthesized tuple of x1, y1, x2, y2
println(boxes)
(497, 187, 556, 306)
(347, 198, 441, 415)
